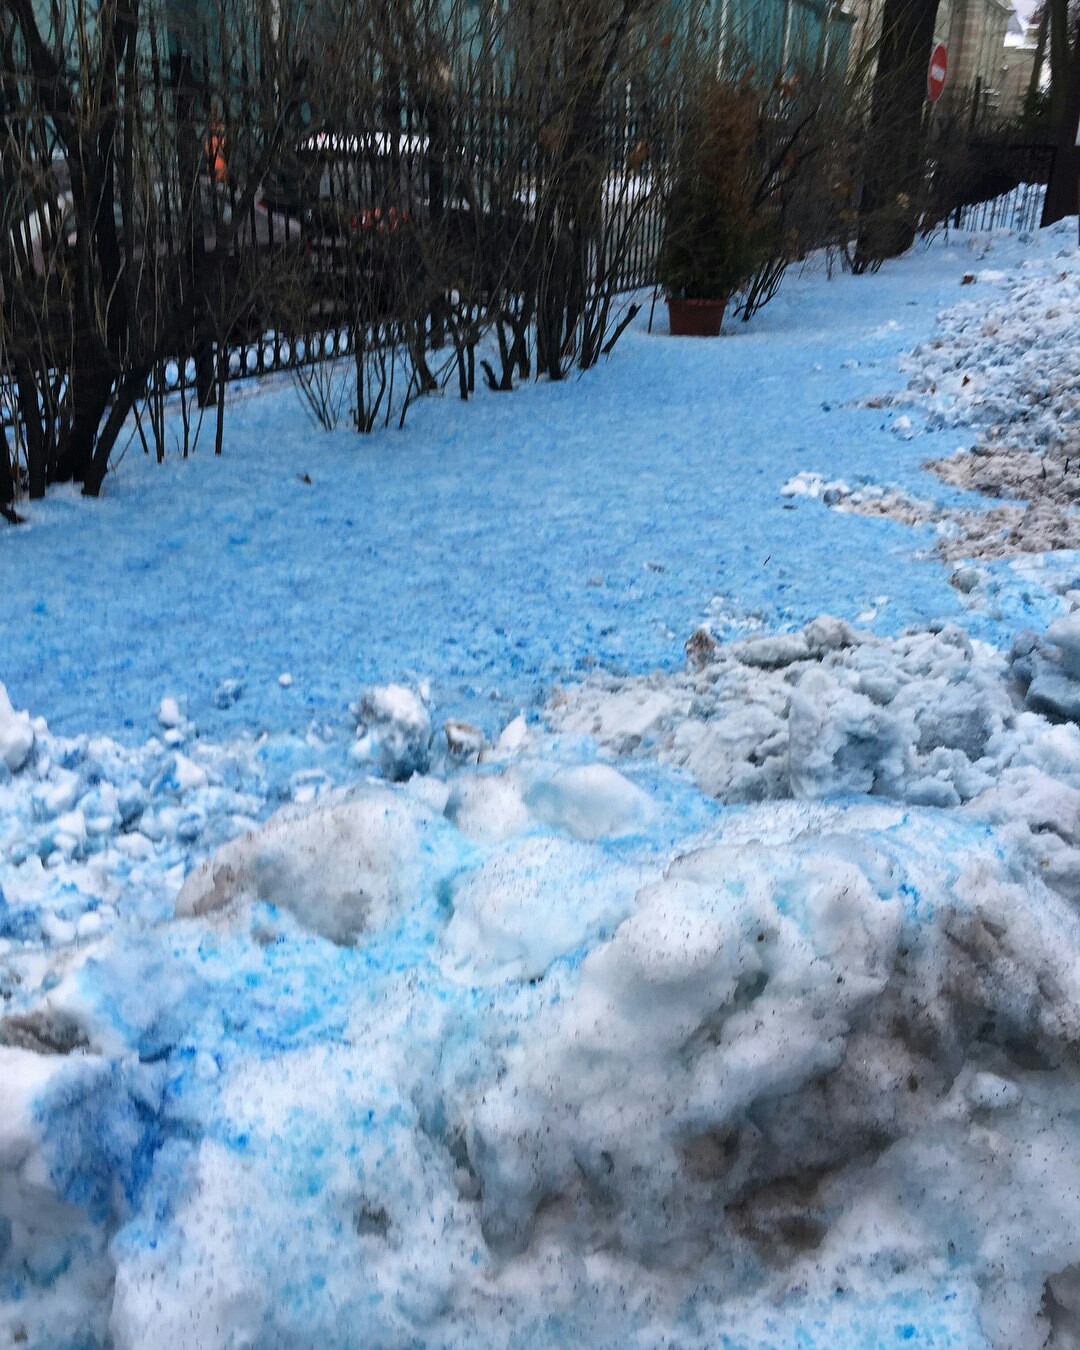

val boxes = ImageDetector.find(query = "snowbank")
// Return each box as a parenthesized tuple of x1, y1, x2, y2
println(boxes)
(873, 237, 1080, 559)
(554, 613, 1077, 811)
(6, 216, 1080, 1349)
(4, 602, 1080, 1344)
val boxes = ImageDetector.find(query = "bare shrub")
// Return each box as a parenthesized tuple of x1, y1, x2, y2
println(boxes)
(0, 0, 311, 504)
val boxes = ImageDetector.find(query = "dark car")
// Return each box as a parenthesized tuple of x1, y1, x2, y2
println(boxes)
(5, 154, 300, 287)
(261, 129, 533, 321)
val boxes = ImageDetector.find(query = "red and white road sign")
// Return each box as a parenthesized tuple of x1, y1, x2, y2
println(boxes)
(928, 43, 948, 103)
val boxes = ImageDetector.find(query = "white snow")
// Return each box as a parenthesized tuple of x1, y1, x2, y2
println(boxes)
(156, 697, 183, 729)
(174, 782, 451, 945)
(0, 684, 34, 774)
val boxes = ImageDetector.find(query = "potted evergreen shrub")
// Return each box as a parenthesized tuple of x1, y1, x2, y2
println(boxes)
(661, 79, 768, 337)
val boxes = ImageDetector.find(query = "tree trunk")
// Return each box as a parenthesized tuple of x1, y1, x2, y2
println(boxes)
(854, 0, 940, 272)
(0, 424, 16, 514)
(13, 358, 46, 498)
(81, 365, 149, 497)
(1049, 0, 1071, 130)
(52, 382, 110, 485)
(1042, 17, 1080, 227)
(1026, 2, 1050, 121)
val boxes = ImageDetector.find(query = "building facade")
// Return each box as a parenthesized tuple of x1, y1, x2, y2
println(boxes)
(936, 0, 1015, 113)
(715, 0, 855, 83)
(844, 0, 1028, 119)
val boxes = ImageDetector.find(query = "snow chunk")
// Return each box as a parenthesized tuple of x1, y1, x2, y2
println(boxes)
(493, 714, 530, 757)
(1045, 610, 1080, 681)
(524, 764, 655, 841)
(165, 753, 209, 794)
(212, 678, 244, 709)
(733, 631, 811, 669)
(553, 683, 687, 752)
(352, 683, 432, 780)
(174, 786, 451, 944)
(789, 668, 908, 799)
(1016, 611, 1080, 724)
(0, 684, 35, 774)
(444, 772, 532, 841)
(444, 719, 484, 759)
(780, 470, 849, 500)
(157, 697, 183, 729)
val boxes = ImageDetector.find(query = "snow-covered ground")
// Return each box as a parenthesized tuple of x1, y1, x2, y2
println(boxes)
(4, 217, 1080, 1348)
(4, 224, 1074, 752)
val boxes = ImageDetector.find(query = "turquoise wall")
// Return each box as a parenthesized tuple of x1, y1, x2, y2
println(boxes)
(13, 0, 855, 95)
(722, 0, 854, 85)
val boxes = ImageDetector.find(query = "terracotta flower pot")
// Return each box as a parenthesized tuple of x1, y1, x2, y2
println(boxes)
(667, 296, 727, 337)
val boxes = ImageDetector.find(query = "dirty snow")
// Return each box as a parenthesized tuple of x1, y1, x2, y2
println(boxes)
(778, 230, 1080, 563)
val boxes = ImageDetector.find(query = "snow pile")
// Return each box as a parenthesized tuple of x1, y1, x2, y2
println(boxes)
(5, 602, 1080, 1343)
(461, 803, 1080, 1349)
(0, 683, 329, 948)
(4, 722, 1080, 1345)
(896, 252, 1080, 455)
(551, 610, 1080, 840)
(838, 239, 1080, 559)
(778, 235, 1080, 565)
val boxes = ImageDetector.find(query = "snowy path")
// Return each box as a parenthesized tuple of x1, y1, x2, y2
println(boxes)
(3, 221, 1080, 1349)
(3, 226, 1068, 748)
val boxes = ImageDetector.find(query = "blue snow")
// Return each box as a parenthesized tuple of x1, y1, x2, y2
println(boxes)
(3, 221, 1078, 1349)
(1, 233, 1064, 751)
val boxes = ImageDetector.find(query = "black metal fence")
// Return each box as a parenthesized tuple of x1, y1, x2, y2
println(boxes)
(923, 97, 1057, 236)
(136, 84, 674, 396)
(946, 140, 1055, 232)
(3, 62, 1060, 449)
(2, 72, 675, 432)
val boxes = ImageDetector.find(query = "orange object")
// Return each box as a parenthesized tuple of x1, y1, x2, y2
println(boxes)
(205, 119, 227, 183)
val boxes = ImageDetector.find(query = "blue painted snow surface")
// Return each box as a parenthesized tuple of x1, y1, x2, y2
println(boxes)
(2, 226, 1069, 748)
(4, 219, 1080, 1350)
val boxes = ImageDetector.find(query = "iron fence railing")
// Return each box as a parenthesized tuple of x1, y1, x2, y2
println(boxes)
(947, 142, 1055, 233)
(4, 72, 1061, 437)
(3, 78, 675, 408)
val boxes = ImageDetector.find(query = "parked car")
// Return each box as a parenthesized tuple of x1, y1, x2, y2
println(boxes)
(4, 157, 301, 286)
(262, 130, 430, 228)
(261, 128, 534, 321)
(2, 157, 304, 354)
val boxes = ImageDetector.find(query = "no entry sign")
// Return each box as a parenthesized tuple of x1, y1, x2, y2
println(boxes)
(928, 43, 948, 103)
